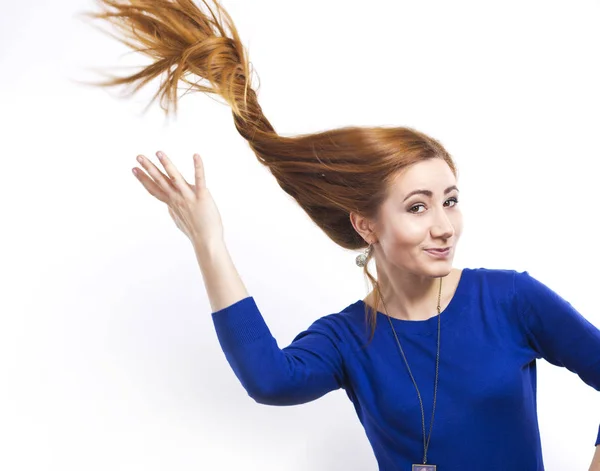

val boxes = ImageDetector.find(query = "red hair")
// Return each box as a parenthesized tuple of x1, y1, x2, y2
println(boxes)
(78, 0, 458, 342)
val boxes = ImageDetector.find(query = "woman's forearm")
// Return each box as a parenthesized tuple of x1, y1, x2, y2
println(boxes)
(193, 237, 249, 313)
(590, 444, 600, 471)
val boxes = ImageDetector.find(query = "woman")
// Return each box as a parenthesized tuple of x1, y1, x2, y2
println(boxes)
(80, 1, 600, 469)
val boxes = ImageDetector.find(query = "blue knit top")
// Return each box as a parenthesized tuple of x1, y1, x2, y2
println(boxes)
(211, 267, 600, 470)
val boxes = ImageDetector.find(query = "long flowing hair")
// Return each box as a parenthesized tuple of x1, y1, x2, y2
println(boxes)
(77, 0, 458, 343)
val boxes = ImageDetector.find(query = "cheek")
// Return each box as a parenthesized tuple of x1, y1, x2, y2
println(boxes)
(386, 219, 426, 246)
(451, 211, 464, 234)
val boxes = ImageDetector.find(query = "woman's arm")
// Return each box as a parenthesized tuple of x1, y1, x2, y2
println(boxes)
(193, 236, 249, 313)
(512, 270, 600, 446)
(196, 237, 346, 405)
(589, 444, 600, 471)
(211, 296, 347, 405)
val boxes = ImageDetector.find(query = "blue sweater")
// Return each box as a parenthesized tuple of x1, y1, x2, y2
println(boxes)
(211, 267, 600, 470)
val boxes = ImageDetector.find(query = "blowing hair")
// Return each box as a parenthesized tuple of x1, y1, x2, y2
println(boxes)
(78, 0, 458, 344)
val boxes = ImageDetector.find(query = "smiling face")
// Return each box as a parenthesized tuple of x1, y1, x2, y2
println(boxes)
(368, 157, 463, 276)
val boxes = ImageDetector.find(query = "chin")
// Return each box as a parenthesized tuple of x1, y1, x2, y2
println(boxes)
(427, 263, 453, 277)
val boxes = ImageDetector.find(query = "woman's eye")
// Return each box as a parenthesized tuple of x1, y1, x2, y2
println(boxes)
(409, 197, 459, 214)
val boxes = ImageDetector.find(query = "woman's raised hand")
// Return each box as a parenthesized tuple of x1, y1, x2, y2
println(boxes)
(132, 151, 224, 245)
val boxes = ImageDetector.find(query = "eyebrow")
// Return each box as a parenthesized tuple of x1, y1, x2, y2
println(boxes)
(403, 185, 459, 202)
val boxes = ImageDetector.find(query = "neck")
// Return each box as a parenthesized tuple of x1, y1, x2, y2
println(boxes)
(366, 267, 454, 321)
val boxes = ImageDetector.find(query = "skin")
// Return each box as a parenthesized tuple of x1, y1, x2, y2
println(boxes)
(350, 157, 463, 321)
(591, 446, 600, 471)
(132, 151, 463, 321)
(134, 152, 600, 466)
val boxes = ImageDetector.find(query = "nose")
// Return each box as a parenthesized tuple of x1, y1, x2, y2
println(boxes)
(431, 206, 454, 238)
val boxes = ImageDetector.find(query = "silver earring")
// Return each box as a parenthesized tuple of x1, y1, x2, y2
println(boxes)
(355, 243, 372, 267)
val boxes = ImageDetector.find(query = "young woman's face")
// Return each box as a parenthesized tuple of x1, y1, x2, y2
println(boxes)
(374, 158, 463, 274)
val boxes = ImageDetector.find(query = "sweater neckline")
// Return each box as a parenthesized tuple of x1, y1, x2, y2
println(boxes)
(355, 267, 472, 336)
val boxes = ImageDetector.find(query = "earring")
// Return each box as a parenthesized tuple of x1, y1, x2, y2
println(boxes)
(355, 243, 372, 267)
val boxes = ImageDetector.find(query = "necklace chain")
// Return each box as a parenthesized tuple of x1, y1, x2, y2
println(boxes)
(377, 277, 442, 465)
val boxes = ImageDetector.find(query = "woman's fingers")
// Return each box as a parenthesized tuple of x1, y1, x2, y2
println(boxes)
(193, 153, 206, 195)
(155, 151, 195, 199)
(136, 153, 178, 195)
(133, 152, 199, 203)
(133, 159, 169, 203)
(132, 151, 223, 242)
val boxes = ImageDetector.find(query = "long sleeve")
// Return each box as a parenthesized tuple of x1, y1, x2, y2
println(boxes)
(513, 270, 600, 445)
(211, 296, 347, 406)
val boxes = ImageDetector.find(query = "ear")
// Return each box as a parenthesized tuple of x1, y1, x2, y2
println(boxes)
(349, 211, 378, 244)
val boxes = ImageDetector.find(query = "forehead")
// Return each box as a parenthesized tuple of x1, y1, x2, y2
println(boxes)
(388, 159, 456, 196)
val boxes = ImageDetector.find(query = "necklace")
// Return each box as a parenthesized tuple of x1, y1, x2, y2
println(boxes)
(378, 276, 442, 471)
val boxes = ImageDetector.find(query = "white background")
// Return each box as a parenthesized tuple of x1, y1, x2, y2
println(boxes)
(1, 0, 600, 469)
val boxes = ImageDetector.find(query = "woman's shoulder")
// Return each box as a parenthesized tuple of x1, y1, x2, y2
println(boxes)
(465, 266, 525, 287)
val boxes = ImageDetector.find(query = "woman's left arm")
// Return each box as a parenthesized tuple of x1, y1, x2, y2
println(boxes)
(513, 270, 600, 448)
(590, 444, 600, 471)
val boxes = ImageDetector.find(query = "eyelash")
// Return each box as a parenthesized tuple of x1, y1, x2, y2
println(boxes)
(409, 197, 459, 214)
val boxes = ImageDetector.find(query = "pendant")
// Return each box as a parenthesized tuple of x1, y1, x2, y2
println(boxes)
(412, 465, 436, 471)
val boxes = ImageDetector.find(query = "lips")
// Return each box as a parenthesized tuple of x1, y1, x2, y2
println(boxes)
(426, 247, 451, 253)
